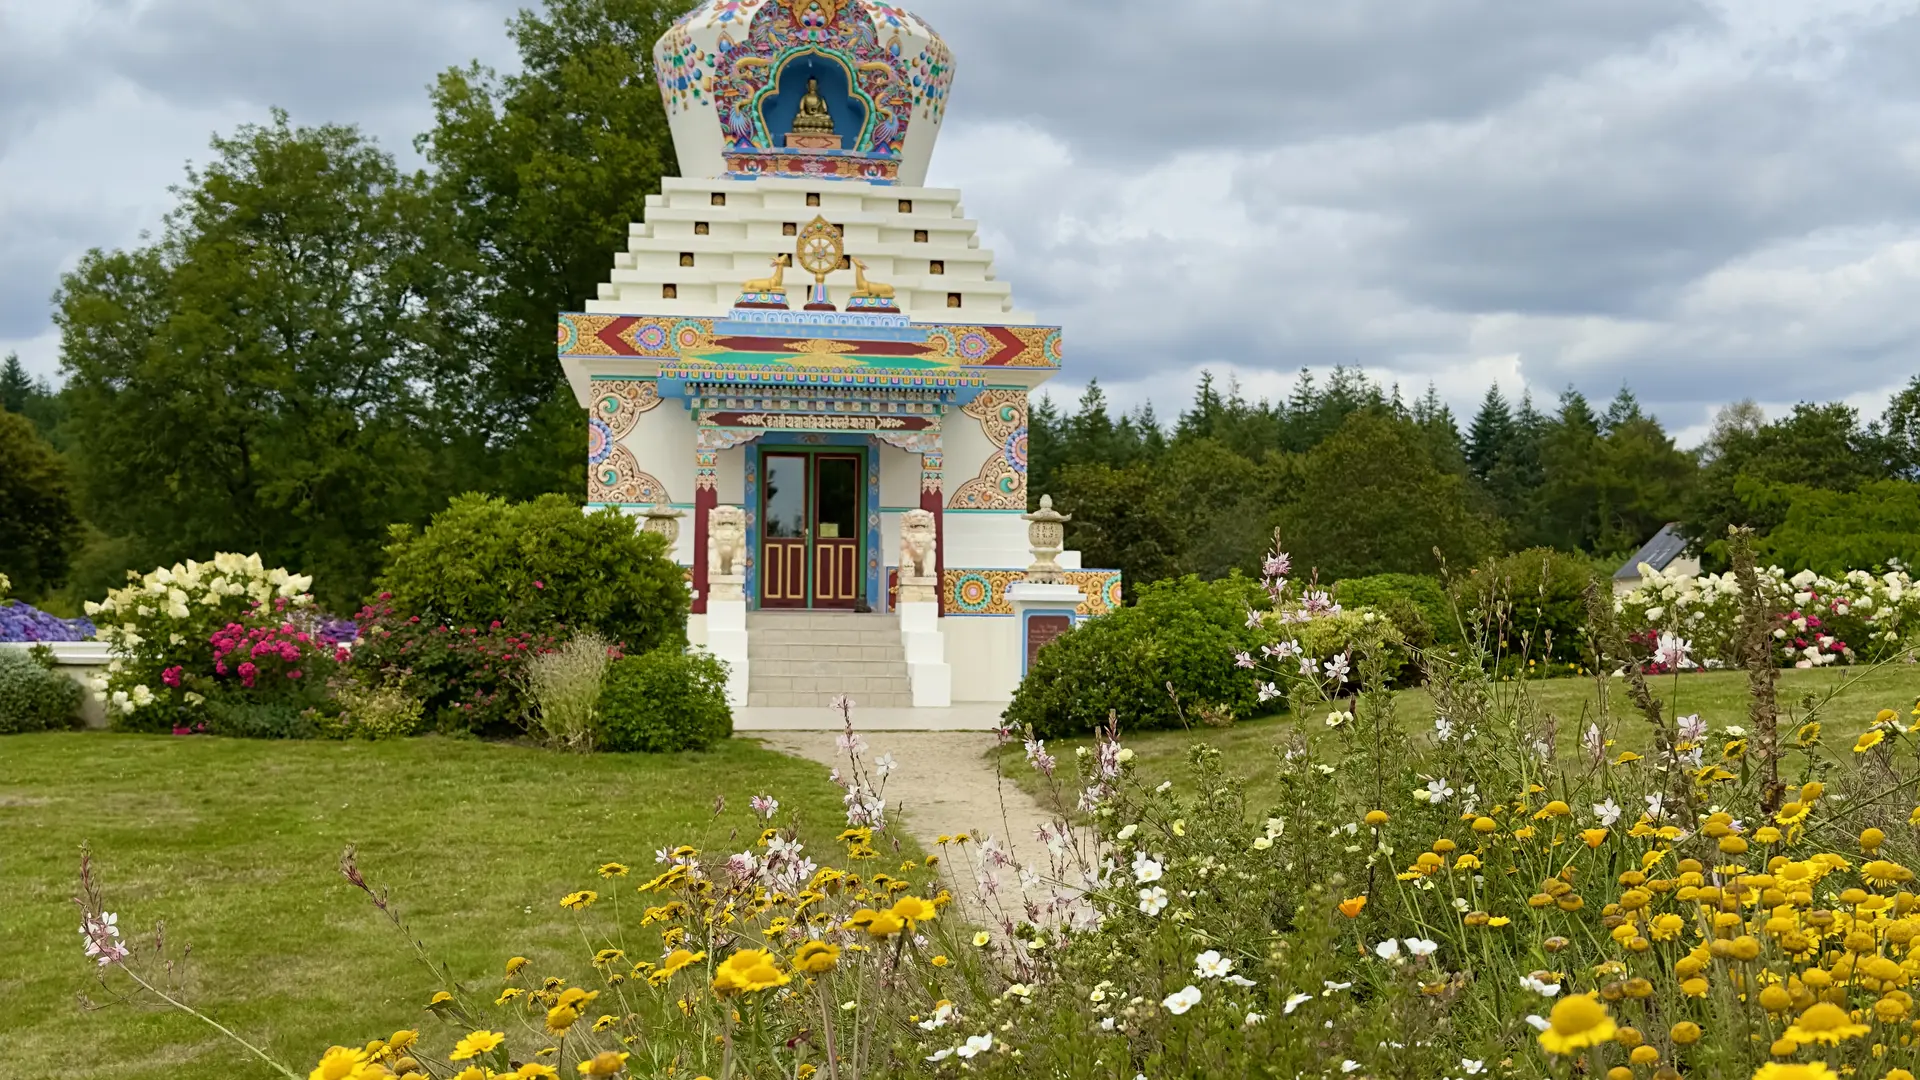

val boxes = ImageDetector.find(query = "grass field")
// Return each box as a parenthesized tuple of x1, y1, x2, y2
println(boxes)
(0, 733, 855, 1080)
(1002, 665, 1920, 813)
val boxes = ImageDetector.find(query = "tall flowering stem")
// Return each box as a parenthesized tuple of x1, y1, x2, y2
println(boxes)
(1729, 526, 1785, 811)
(74, 844, 300, 1079)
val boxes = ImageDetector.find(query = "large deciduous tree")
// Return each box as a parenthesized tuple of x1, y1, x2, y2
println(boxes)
(422, 0, 683, 498)
(1684, 401, 1891, 567)
(0, 410, 83, 597)
(55, 113, 475, 610)
(1278, 410, 1494, 580)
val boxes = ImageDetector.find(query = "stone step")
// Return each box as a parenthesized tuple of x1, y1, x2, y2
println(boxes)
(748, 690, 918, 709)
(748, 628, 903, 648)
(743, 612, 918, 708)
(746, 613, 899, 631)
(745, 675, 914, 698)
(748, 644, 906, 663)
(750, 656, 908, 675)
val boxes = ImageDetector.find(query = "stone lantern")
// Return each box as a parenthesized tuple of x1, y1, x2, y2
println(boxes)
(1022, 494, 1072, 585)
(642, 505, 685, 549)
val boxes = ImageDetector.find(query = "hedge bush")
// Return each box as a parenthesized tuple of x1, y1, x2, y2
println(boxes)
(0, 648, 84, 734)
(375, 494, 688, 653)
(1006, 575, 1266, 740)
(1331, 573, 1461, 653)
(1449, 547, 1595, 666)
(597, 649, 732, 753)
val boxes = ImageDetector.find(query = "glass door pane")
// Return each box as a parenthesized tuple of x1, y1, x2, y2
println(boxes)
(761, 454, 810, 608)
(812, 455, 862, 608)
(763, 455, 809, 538)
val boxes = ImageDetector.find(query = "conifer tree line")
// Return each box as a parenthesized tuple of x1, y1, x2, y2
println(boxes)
(1028, 369, 1920, 591)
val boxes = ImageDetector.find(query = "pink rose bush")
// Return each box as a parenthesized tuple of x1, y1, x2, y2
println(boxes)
(88, 554, 336, 732)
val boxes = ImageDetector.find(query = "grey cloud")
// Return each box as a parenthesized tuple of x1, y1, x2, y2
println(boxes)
(94, 0, 519, 119)
(0, 0, 521, 162)
(0, 206, 115, 339)
(1306, 84, 1920, 320)
(912, 0, 1709, 156)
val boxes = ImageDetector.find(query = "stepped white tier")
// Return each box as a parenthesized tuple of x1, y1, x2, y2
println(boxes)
(587, 176, 1034, 324)
(555, 0, 1119, 711)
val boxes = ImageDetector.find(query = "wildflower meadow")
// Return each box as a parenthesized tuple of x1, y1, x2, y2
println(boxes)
(31, 526, 1919, 1080)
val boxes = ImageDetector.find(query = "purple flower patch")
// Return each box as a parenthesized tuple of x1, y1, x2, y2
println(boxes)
(0, 602, 96, 643)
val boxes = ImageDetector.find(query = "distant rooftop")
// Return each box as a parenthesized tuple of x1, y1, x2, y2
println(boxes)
(1614, 523, 1690, 580)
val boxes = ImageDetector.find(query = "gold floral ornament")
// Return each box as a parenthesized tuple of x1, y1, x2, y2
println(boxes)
(795, 216, 844, 285)
(711, 948, 790, 996)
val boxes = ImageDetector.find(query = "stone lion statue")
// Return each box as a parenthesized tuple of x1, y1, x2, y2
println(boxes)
(709, 506, 746, 578)
(900, 509, 937, 580)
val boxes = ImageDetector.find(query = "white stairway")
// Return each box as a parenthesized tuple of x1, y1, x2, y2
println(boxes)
(745, 611, 917, 709)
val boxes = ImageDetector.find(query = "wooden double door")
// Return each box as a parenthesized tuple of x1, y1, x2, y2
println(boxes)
(760, 450, 864, 609)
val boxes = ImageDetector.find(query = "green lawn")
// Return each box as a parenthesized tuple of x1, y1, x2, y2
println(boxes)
(1005, 665, 1920, 813)
(0, 733, 853, 1080)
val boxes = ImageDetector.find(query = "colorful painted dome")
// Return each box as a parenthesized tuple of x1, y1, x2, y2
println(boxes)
(654, 0, 954, 186)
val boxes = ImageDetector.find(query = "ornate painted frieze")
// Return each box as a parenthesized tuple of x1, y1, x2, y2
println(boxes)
(948, 389, 1027, 511)
(590, 379, 663, 439)
(943, 568, 1123, 617)
(559, 314, 1061, 371)
(590, 444, 671, 506)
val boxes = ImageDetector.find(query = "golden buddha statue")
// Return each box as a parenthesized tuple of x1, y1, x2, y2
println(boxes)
(792, 78, 836, 134)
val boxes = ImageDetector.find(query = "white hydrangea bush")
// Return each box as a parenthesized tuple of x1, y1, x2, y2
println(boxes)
(1617, 561, 1920, 669)
(85, 554, 315, 728)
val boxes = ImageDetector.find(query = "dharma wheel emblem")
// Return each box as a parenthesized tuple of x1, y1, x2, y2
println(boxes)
(796, 215, 844, 284)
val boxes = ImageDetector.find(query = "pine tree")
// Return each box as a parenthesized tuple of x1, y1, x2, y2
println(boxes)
(1412, 383, 1467, 474)
(1602, 385, 1645, 433)
(1177, 371, 1224, 443)
(0, 353, 36, 415)
(1466, 384, 1514, 481)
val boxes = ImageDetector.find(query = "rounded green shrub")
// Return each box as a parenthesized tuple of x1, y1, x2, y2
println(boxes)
(597, 649, 732, 753)
(1006, 575, 1265, 740)
(0, 648, 84, 733)
(375, 494, 689, 653)
(1450, 547, 1595, 665)
(1289, 608, 1410, 684)
(1333, 573, 1462, 653)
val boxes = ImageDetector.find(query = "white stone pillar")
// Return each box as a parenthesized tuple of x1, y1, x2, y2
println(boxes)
(706, 505, 750, 708)
(897, 509, 950, 707)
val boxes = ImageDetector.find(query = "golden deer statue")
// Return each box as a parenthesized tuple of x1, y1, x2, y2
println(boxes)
(742, 254, 789, 294)
(850, 258, 895, 300)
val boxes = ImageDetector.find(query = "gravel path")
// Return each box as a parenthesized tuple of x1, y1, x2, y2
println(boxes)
(752, 731, 1060, 867)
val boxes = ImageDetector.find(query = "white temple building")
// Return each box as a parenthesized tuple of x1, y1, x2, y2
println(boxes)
(557, 0, 1118, 720)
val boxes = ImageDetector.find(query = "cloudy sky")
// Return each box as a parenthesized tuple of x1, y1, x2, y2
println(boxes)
(6, 0, 1920, 443)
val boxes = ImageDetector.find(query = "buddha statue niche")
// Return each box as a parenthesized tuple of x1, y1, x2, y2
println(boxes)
(793, 77, 836, 134)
